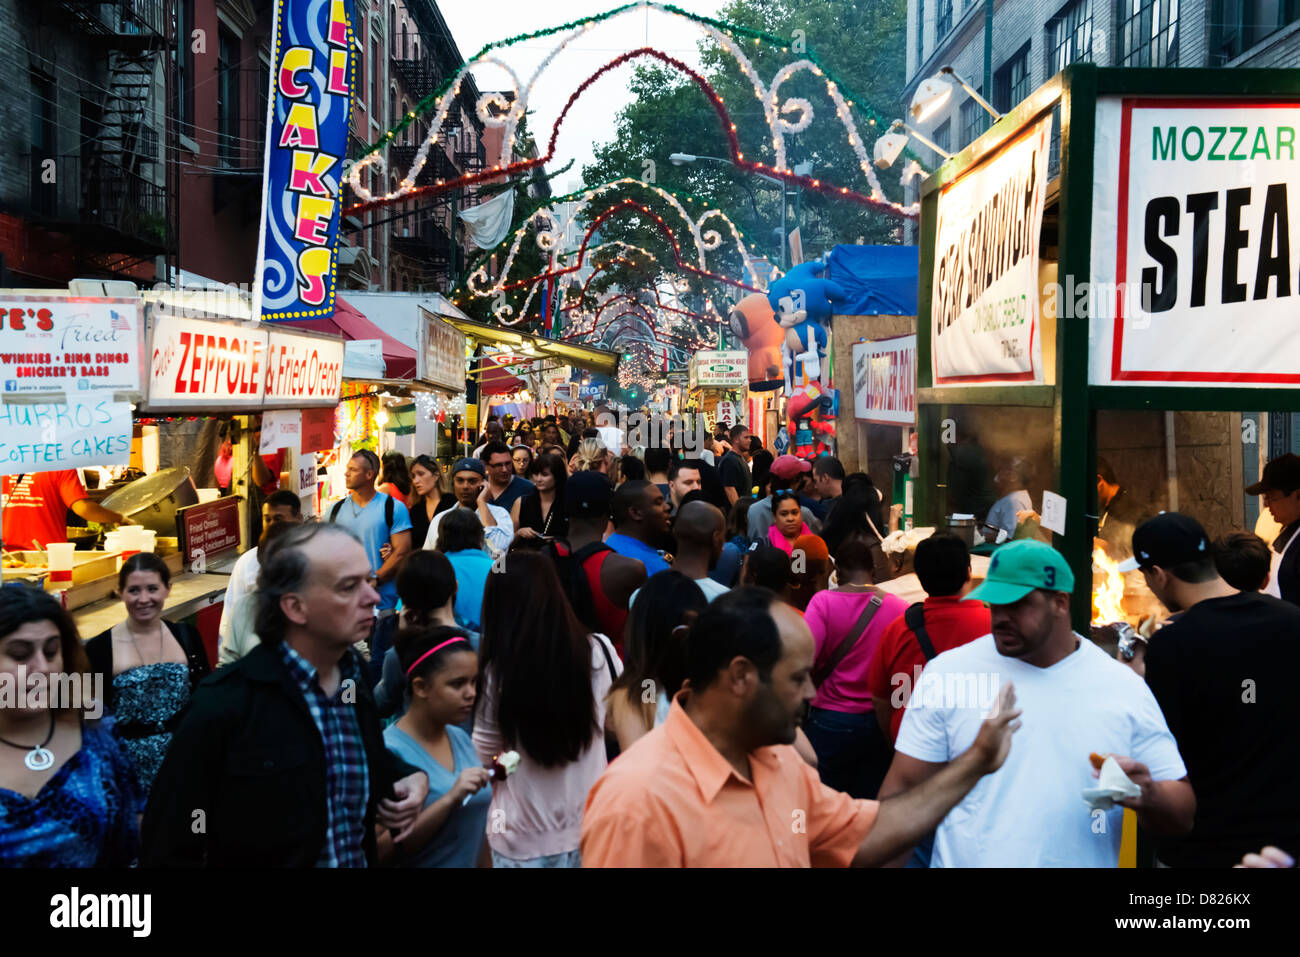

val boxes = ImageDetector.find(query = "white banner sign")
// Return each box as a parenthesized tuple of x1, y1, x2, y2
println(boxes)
(260, 409, 302, 453)
(931, 115, 1050, 385)
(147, 313, 346, 410)
(266, 328, 344, 406)
(1090, 97, 1300, 386)
(417, 308, 468, 394)
(148, 314, 266, 409)
(691, 350, 748, 389)
(0, 296, 143, 398)
(0, 399, 133, 475)
(853, 334, 917, 424)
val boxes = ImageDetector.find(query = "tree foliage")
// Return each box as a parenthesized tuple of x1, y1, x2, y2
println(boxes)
(581, 0, 908, 294)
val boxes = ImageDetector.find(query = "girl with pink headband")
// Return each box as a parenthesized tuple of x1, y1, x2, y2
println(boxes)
(376, 627, 490, 868)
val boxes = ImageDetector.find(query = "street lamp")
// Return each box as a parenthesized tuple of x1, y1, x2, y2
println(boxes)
(910, 66, 1001, 124)
(669, 152, 810, 269)
(873, 120, 952, 170)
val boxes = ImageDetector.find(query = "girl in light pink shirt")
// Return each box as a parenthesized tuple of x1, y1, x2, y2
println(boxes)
(472, 550, 619, 867)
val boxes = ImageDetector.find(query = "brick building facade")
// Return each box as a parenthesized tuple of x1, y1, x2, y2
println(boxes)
(0, 0, 486, 297)
(903, 0, 1300, 165)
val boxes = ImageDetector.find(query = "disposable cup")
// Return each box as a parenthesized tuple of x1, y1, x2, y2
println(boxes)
(47, 543, 75, 583)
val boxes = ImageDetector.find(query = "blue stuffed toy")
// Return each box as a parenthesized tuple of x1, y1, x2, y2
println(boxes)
(765, 259, 848, 396)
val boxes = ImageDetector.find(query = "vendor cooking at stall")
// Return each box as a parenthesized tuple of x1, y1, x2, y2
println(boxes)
(1096, 456, 1150, 559)
(2, 469, 132, 551)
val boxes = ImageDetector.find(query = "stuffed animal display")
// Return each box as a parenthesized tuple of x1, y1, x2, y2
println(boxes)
(765, 259, 847, 459)
(727, 293, 785, 392)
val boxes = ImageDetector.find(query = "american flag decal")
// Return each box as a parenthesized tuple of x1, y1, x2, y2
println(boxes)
(110, 310, 130, 331)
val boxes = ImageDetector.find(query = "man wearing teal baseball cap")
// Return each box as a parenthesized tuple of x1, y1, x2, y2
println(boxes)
(878, 539, 1195, 867)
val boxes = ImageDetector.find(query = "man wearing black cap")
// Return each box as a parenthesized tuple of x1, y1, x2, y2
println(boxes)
(554, 471, 647, 653)
(1125, 512, 1300, 868)
(1247, 453, 1300, 608)
(422, 457, 513, 559)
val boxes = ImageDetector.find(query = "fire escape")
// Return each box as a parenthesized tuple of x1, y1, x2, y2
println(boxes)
(38, 0, 175, 278)
(390, 0, 488, 294)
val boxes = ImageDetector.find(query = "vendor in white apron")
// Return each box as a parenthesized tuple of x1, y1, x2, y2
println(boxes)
(1247, 453, 1300, 609)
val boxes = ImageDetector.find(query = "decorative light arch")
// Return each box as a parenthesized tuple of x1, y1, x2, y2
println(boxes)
(345, 2, 921, 221)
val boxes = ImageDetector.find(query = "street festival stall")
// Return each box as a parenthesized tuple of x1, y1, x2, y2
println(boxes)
(825, 244, 920, 526)
(0, 293, 344, 656)
(914, 64, 1300, 638)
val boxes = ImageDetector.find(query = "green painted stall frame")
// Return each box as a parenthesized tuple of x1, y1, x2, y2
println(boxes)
(913, 64, 1300, 632)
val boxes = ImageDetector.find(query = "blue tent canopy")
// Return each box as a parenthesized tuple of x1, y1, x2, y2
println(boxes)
(826, 245, 919, 316)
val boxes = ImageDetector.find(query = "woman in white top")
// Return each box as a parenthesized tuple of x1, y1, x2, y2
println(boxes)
(472, 549, 619, 868)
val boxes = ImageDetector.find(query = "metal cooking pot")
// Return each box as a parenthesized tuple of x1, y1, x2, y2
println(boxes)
(946, 515, 978, 549)
(99, 467, 200, 537)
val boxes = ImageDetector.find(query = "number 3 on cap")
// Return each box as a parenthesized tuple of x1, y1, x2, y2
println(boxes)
(1044, 566, 1056, 587)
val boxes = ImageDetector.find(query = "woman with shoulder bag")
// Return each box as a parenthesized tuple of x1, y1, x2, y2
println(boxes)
(801, 536, 908, 799)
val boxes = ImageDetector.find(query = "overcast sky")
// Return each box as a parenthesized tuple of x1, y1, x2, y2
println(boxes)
(441, 0, 730, 195)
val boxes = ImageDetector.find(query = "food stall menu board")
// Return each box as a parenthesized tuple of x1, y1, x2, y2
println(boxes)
(178, 498, 241, 569)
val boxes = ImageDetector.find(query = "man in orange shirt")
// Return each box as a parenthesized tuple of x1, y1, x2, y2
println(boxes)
(580, 586, 1021, 867)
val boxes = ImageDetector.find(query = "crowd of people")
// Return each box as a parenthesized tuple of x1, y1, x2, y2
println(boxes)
(1, 407, 1298, 870)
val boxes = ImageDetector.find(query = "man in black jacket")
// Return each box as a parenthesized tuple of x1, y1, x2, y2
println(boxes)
(141, 523, 428, 867)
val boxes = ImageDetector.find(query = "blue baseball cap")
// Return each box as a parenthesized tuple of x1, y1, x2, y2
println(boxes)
(452, 457, 485, 477)
(964, 539, 1074, 605)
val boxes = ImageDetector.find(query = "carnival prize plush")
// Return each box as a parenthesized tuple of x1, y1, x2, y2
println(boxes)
(765, 259, 847, 458)
(727, 293, 785, 391)
(765, 260, 847, 395)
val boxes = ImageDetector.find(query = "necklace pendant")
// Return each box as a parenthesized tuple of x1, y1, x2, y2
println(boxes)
(25, 746, 54, 772)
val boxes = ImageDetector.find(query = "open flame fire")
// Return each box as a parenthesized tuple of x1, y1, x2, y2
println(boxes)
(1092, 546, 1127, 625)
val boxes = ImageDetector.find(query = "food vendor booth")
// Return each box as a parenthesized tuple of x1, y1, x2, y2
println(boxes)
(0, 293, 346, 659)
(913, 64, 1300, 635)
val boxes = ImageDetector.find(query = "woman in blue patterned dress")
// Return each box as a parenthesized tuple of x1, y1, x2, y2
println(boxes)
(0, 584, 140, 867)
(86, 554, 211, 799)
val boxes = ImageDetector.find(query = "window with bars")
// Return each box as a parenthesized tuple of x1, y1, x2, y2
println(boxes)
(933, 118, 952, 154)
(917, 0, 926, 65)
(960, 92, 990, 147)
(1047, 0, 1094, 75)
(30, 70, 56, 215)
(994, 43, 1032, 113)
(1121, 0, 1180, 66)
(174, 0, 195, 139)
(1209, 0, 1299, 64)
(217, 28, 240, 167)
(937, 0, 953, 37)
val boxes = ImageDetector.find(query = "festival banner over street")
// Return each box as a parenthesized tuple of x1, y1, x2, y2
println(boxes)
(253, 0, 356, 323)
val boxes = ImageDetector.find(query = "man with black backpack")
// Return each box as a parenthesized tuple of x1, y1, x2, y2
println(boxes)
(549, 471, 646, 658)
(865, 532, 990, 744)
(328, 449, 413, 685)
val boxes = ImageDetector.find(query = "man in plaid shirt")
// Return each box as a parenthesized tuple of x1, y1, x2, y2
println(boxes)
(142, 524, 428, 867)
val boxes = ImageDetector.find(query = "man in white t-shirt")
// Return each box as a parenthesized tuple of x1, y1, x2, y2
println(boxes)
(593, 406, 626, 457)
(879, 539, 1195, 868)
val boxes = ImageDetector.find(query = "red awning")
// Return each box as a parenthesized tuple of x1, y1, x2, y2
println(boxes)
(479, 358, 525, 395)
(290, 296, 417, 379)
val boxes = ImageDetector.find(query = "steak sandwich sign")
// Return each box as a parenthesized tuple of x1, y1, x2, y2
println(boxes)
(1090, 97, 1300, 386)
(930, 116, 1050, 385)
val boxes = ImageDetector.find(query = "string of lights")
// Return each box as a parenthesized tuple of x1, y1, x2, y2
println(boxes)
(343, 3, 921, 221)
